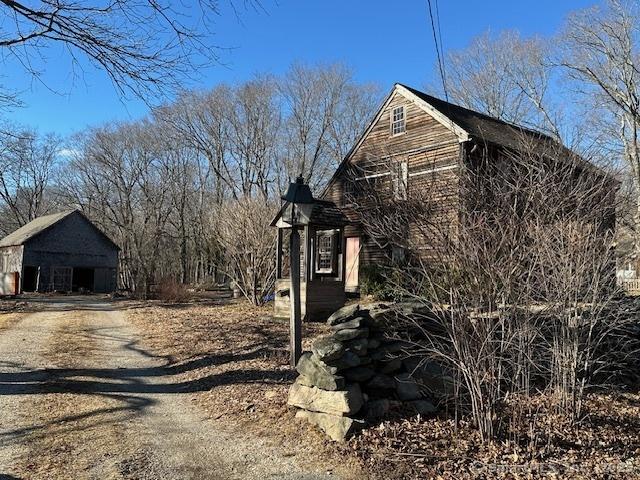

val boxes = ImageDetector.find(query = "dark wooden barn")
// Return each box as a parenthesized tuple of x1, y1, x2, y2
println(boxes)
(0, 210, 119, 294)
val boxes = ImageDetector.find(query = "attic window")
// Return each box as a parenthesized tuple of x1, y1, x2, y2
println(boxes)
(391, 106, 406, 135)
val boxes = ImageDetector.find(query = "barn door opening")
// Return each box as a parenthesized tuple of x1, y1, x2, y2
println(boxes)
(51, 267, 73, 292)
(345, 237, 360, 292)
(73, 267, 95, 292)
(23, 266, 39, 292)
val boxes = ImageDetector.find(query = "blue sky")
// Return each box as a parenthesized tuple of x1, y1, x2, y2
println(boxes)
(4, 0, 596, 136)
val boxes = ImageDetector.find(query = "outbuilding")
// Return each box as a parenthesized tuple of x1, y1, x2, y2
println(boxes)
(0, 210, 119, 294)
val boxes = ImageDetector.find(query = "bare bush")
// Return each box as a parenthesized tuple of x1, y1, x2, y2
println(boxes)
(215, 196, 277, 306)
(347, 137, 626, 442)
(157, 278, 191, 304)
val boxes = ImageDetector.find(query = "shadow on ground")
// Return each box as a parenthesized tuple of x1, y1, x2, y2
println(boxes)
(0, 325, 292, 448)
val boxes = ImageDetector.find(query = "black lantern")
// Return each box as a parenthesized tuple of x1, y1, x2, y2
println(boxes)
(281, 175, 315, 226)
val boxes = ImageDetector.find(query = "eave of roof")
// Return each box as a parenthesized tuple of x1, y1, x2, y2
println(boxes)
(0, 210, 121, 250)
(0, 211, 76, 247)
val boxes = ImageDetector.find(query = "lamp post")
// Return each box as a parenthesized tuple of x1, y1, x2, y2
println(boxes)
(281, 175, 314, 367)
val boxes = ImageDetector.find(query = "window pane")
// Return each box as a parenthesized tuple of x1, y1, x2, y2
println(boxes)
(316, 231, 334, 272)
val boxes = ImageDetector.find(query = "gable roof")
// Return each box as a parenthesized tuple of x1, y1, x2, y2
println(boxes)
(322, 84, 586, 198)
(0, 210, 119, 249)
(397, 84, 559, 151)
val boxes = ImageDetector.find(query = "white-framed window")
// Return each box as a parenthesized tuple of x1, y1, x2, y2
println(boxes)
(392, 159, 409, 200)
(391, 105, 406, 135)
(315, 230, 337, 274)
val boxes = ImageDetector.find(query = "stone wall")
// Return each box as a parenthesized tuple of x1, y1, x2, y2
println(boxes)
(287, 302, 447, 441)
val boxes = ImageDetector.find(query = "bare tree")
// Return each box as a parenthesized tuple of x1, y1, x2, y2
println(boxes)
(0, 127, 61, 233)
(227, 76, 281, 199)
(560, 0, 640, 266)
(0, 0, 261, 103)
(53, 64, 377, 299)
(440, 30, 562, 138)
(278, 63, 379, 192)
(215, 196, 277, 305)
(63, 121, 173, 293)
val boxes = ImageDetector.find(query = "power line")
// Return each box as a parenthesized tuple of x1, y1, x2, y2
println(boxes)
(427, 0, 448, 101)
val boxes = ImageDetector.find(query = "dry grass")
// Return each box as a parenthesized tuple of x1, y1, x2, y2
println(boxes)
(0, 312, 23, 332)
(124, 299, 366, 478)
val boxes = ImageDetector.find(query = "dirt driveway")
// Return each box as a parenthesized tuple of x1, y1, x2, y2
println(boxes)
(0, 296, 339, 479)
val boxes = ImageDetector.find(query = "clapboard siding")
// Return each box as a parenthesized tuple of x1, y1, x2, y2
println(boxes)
(323, 91, 462, 268)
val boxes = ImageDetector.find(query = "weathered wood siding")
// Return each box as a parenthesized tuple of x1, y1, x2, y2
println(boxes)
(274, 278, 346, 321)
(0, 246, 24, 274)
(22, 212, 119, 293)
(323, 90, 462, 267)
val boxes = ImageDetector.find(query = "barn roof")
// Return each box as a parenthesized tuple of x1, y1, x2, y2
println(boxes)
(0, 210, 119, 249)
(0, 211, 76, 247)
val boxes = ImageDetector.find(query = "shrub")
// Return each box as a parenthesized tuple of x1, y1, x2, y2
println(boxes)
(157, 278, 191, 303)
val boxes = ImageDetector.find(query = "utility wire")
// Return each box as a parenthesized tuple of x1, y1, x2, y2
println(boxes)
(427, 0, 448, 101)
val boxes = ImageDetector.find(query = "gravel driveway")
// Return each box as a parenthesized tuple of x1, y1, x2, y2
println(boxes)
(0, 296, 338, 479)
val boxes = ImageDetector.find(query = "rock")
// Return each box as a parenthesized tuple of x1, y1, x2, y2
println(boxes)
(311, 336, 345, 362)
(326, 351, 361, 370)
(295, 410, 363, 442)
(395, 373, 422, 401)
(408, 399, 437, 416)
(327, 304, 359, 326)
(421, 374, 456, 399)
(345, 338, 368, 356)
(364, 399, 390, 420)
(362, 302, 390, 317)
(288, 383, 364, 416)
(296, 352, 344, 390)
(334, 327, 369, 342)
(379, 357, 402, 374)
(330, 316, 366, 331)
(297, 351, 338, 374)
(358, 355, 372, 366)
(295, 374, 314, 387)
(343, 366, 376, 383)
(380, 340, 406, 352)
(295, 370, 345, 392)
(366, 374, 395, 390)
(401, 356, 422, 374)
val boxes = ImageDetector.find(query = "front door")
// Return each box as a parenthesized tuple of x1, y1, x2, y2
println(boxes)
(345, 237, 360, 292)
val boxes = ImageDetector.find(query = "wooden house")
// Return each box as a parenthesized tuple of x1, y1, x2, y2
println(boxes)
(321, 83, 615, 293)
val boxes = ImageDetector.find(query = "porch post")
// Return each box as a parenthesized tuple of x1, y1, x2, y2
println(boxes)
(289, 226, 302, 367)
(276, 228, 283, 279)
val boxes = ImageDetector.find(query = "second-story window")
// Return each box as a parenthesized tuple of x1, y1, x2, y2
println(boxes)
(391, 106, 406, 135)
